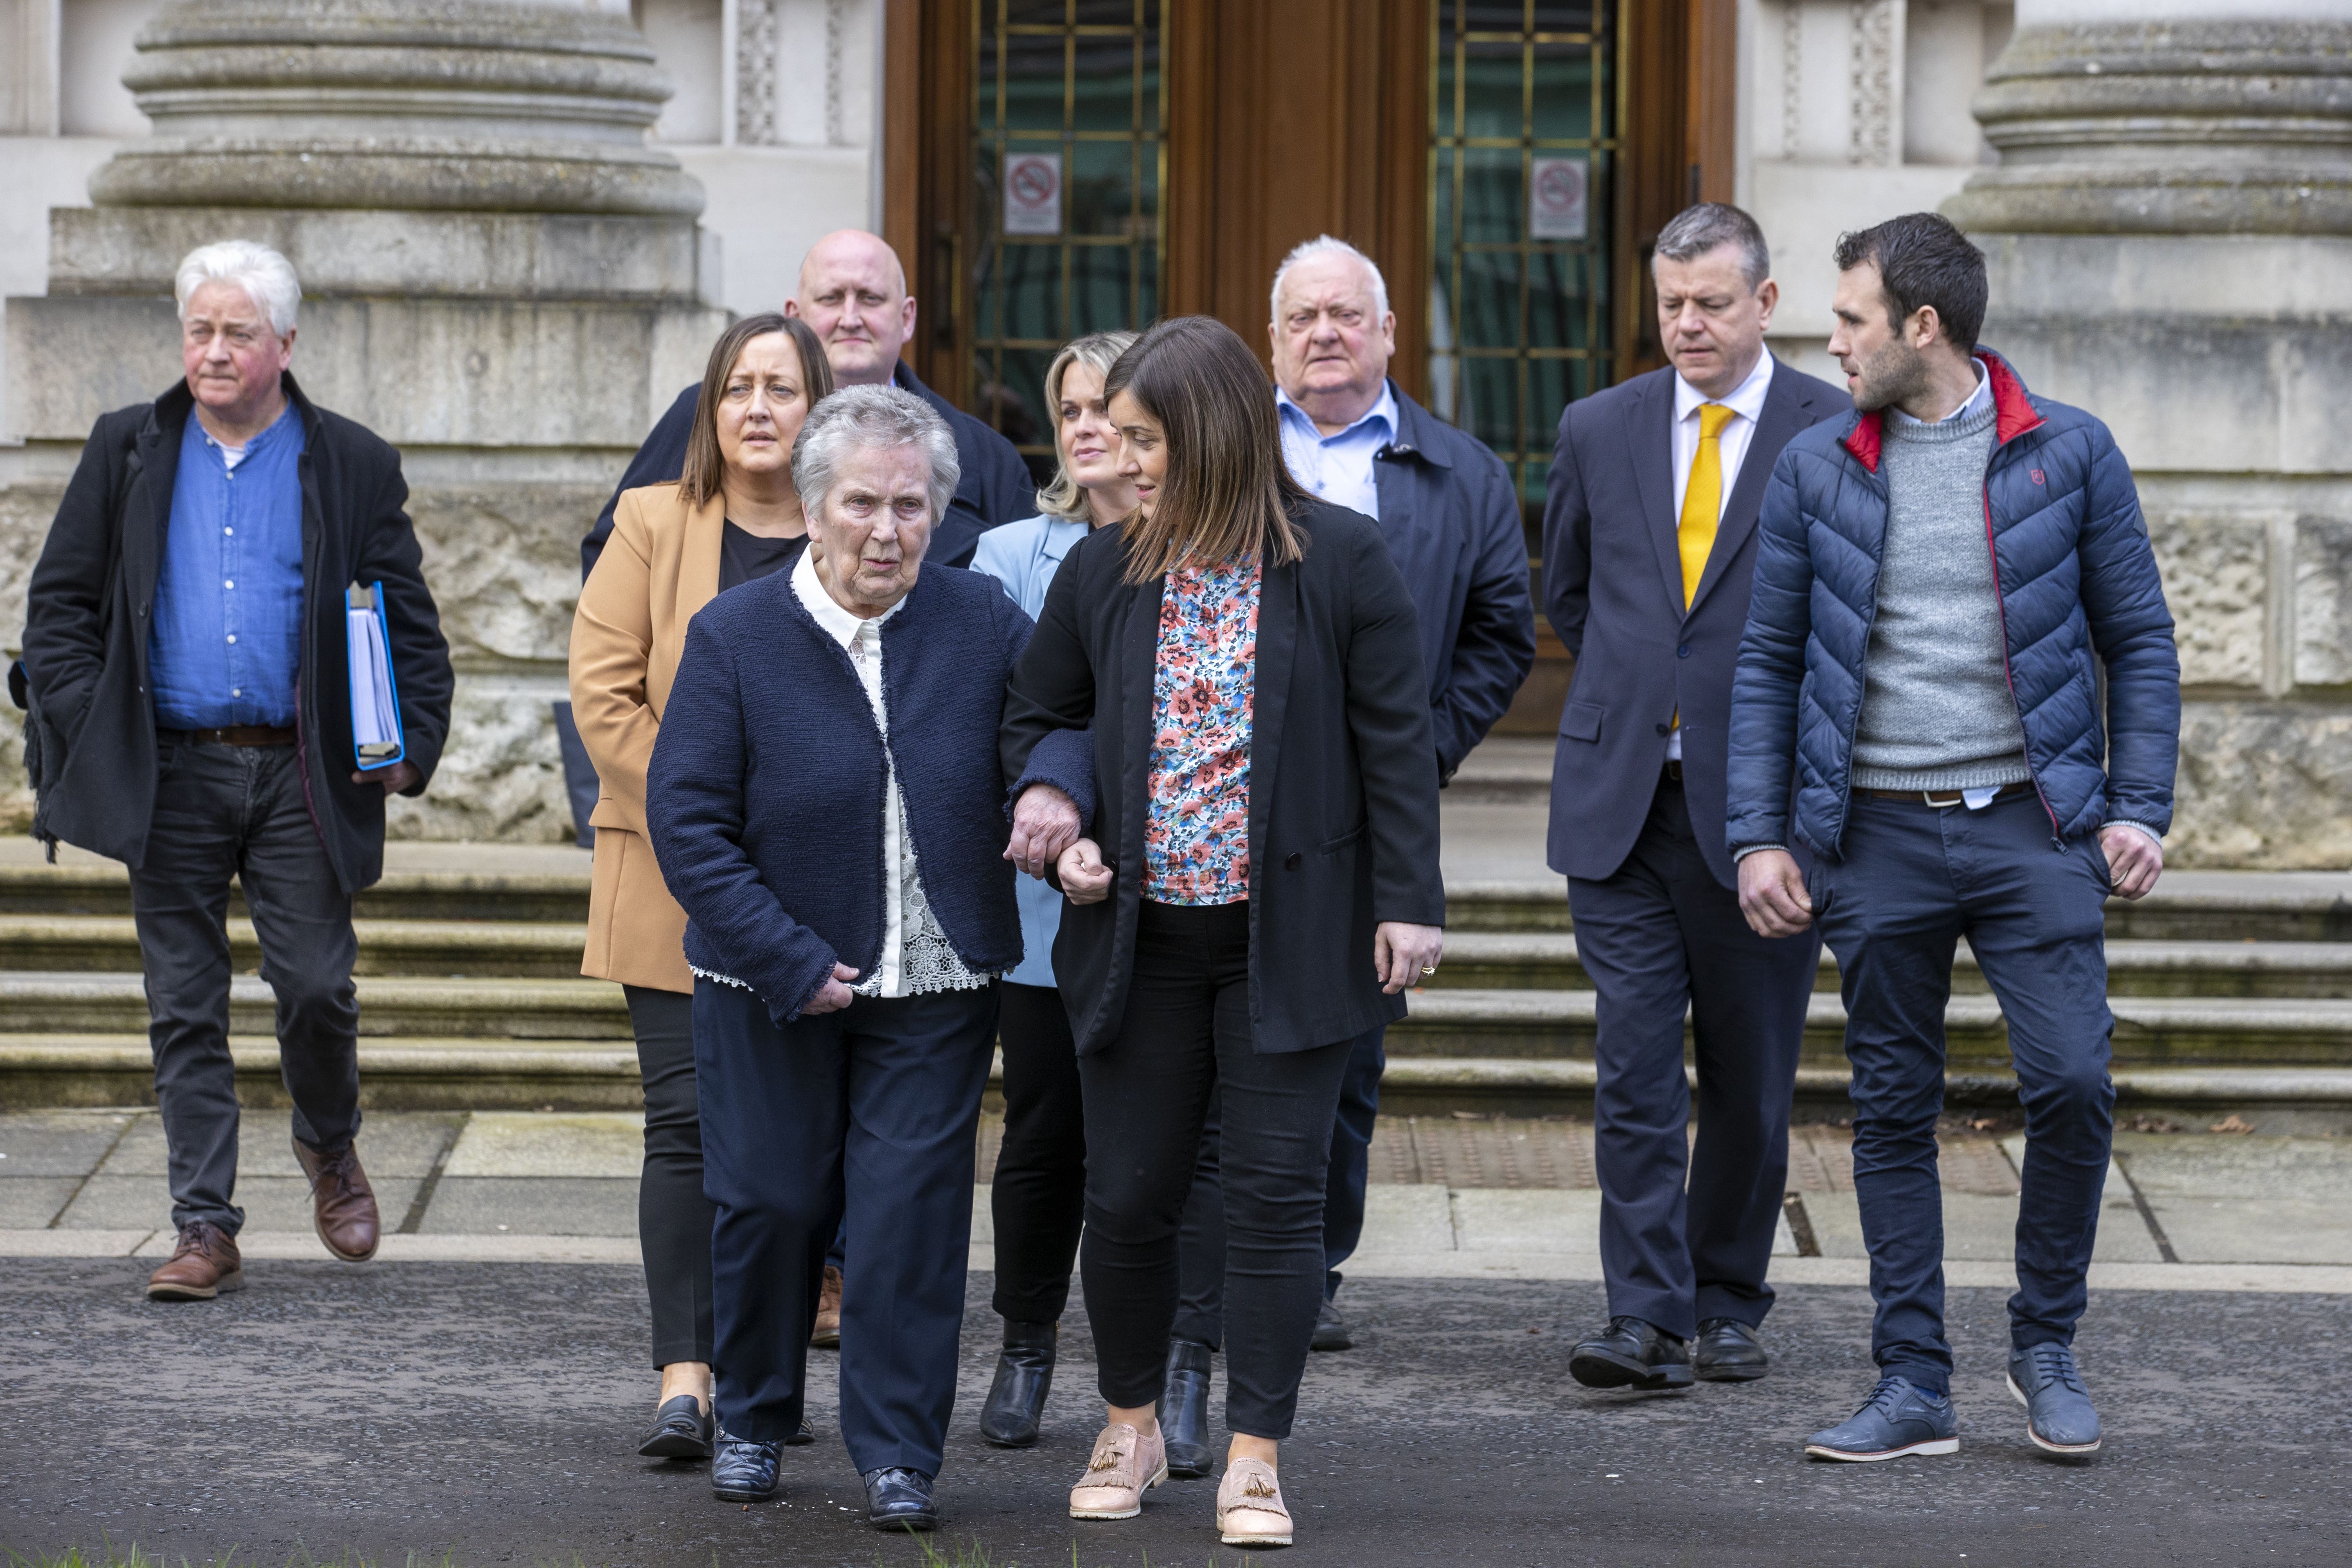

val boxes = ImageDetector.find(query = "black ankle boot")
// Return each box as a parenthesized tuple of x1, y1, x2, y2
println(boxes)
(1160, 1339, 1213, 1478)
(979, 1319, 1057, 1447)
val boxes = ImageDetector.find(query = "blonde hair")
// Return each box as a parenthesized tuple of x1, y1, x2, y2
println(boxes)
(1035, 330, 1139, 521)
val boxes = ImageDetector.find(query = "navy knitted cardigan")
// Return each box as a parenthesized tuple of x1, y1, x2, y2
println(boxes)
(647, 563, 1097, 1024)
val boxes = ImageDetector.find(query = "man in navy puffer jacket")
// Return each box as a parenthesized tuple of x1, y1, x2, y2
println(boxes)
(1726, 214, 2179, 1466)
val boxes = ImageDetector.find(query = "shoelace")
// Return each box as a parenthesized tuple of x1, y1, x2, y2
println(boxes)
(1860, 1375, 1922, 1418)
(174, 1219, 224, 1256)
(2025, 1344, 2087, 1396)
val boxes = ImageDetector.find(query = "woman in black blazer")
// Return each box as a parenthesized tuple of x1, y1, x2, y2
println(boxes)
(1000, 316, 1443, 1549)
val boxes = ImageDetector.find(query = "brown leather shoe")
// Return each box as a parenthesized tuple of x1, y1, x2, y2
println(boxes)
(147, 1220, 245, 1301)
(292, 1136, 381, 1262)
(811, 1263, 844, 1348)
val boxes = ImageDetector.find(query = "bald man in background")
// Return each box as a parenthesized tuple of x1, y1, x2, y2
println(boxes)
(580, 230, 1036, 574)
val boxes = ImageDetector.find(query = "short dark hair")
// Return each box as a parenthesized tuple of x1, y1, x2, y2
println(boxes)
(1653, 202, 1770, 289)
(1832, 212, 1986, 353)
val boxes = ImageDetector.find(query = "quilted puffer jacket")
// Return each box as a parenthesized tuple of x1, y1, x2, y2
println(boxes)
(1726, 349, 2179, 860)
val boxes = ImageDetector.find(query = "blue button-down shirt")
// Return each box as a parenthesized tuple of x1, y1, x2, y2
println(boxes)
(1275, 382, 1398, 521)
(150, 401, 305, 730)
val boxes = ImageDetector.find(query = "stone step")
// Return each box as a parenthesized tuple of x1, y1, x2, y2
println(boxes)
(0, 972, 630, 1041)
(1434, 932, 2352, 999)
(0, 915, 592, 979)
(0, 864, 593, 923)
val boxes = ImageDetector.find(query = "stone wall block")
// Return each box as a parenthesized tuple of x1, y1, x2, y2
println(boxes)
(385, 675, 572, 844)
(2145, 511, 2272, 691)
(407, 483, 596, 665)
(2296, 514, 2352, 690)
(2171, 701, 2352, 869)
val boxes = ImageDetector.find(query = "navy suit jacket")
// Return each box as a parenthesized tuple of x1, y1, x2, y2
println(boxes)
(1541, 357, 1847, 890)
(1373, 387, 1539, 780)
(580, 361, 1037, 579)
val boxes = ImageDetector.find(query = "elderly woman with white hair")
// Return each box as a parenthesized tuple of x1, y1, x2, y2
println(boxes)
(646, 384, 1093, 1533)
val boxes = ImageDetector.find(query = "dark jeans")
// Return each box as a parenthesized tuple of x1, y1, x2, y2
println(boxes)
(694, 979, 996, 1475)
(129, 737, 359, 1236)
(1172, 1023, 1383, 1348)
(1567, 773, 1817, 1339)
(991, 980, 1087, 1324)
(1078, 900, 1351, 1440)
(625, 985, 714, 1368)
(1816, 791, 2117, 1395)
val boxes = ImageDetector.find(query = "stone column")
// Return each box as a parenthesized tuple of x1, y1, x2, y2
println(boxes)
(1945, 1, 2352, 867)
(1, 0, 727, 842)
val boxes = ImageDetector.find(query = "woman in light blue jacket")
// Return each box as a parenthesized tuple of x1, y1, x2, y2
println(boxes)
(968, 329, 1137, 1448)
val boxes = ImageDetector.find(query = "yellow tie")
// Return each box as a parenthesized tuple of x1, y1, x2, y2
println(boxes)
(1679, 403, 1735, 609)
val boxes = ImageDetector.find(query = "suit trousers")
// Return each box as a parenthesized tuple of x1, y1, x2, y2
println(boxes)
(1171, 1023, 1383, 1348)
(1079, 900, 1352, 1439)
(128, 738, 361, 1236)
(990, 980, 1088, 1323)
(694, 978, 996, 1475)
(1567, 772, 1817, 1340)
(624, 985, 715, 1368)
(1815, 792, 2116, 1395)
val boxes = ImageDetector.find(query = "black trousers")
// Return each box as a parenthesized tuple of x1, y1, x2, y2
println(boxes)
(991, 980, 1087, 1324)
(1078, 900, 1351, 1440)
(624, 985, 715, 1369)
(128, 738, 360, 1236)
(1566, 773, 1817, 1339)
(694, 978, 996, 1476)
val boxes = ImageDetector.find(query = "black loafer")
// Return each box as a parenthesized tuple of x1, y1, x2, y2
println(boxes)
(710, 1429, 781, 1501)
(979, 1318, 1057, 1447)
(1309, 1295, 1353, 1352)
(638, 1393, 714, 1459)
(1569, 1316, 1693, 1391)
(1694, 1318, 1770, 1382)
(1160, 1338, 1214, 1478)
(862, 1466, 937, 1532)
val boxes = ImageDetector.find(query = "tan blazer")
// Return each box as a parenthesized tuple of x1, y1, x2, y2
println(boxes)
(569, 483, 728, 991)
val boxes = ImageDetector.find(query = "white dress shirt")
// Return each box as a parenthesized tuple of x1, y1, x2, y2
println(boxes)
(1275, 382, 1398, 521)
(790, 551, 989, 998)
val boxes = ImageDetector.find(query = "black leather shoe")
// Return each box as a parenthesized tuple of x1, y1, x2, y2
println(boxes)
(638, 1393, 714, 1459)
(710, 1429, 781, 1501)
(1160, 1338, 1214, 1478)
(979, 1318, 1057, 1447)
(785, 1418, 815, 1446)
(1569, 1316, 1693, 1391)
(862, 1466, 937, 1532)
(1309, 1295, 1353, 1352)
(1694, 1318, 1770, 1382)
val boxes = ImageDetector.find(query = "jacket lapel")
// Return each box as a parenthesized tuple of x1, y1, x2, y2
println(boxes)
(1627, 375, 1685, 614)
(1688, 363, 1810, 616)
(125, 388, 190, 623)
(1117, 565, 1163, 875)
(676, 490, 726, 625)
(1247, 550, 1297, 871)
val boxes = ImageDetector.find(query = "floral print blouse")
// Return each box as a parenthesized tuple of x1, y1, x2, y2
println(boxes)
(1143, 556, 1260, 905)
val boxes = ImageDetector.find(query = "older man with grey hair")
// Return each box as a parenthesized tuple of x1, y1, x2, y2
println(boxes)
(20, 239, 452, 1302)
(646, 384, 1092, 1532)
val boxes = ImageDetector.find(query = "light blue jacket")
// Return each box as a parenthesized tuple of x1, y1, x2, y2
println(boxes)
(969, 513, 1091, 988)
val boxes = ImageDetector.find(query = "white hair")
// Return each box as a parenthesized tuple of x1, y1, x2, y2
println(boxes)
(791, 384, 961, 522)
(1269, 235, 1390, 326)
(174, 240, 301, 337)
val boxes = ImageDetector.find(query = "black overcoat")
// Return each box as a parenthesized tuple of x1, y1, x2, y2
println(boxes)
(999, 500, 1446, 1056)
(20, 375, 454, 893)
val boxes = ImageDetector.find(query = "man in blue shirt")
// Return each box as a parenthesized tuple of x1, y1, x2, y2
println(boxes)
(22, 240, 452, 1303)
(1156, 237, 1536, 1475)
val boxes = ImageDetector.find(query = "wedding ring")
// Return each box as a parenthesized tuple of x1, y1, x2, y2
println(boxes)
(1420, 965, 1437, 975)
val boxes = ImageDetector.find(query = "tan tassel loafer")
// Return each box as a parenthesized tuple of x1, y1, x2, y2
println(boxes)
(1069, 1421, 1167, 1520)
(1216, 1457, 1294, 1548)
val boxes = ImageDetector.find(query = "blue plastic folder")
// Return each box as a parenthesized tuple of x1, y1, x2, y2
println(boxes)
(346, 581, 405, 771)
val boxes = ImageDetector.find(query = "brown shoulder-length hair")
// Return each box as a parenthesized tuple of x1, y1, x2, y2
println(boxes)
(1103, 315, 1309, 583)
(678, 312, 835, 508)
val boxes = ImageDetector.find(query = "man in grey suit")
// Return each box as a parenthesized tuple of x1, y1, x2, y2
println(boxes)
(1542, 203, 1845, 1388)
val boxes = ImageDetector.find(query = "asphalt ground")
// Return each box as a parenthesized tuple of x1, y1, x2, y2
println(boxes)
(3, 1262, 2344, 1568)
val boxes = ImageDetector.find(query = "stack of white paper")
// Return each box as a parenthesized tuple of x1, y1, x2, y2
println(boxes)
(347, 586, 402, 764)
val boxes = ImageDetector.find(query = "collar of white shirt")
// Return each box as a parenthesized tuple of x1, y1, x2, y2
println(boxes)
(1887, 357, 1991, 428)
(1274, 381, 1398, 446)
(1672, 347, 1775, 430)
(791, 545, 907, 649)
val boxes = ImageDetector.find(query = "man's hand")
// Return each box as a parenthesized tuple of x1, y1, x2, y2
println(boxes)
(2098, 824, 2163, 901)
(1374, 921, 1444, 995)
(803, 962, 861, 1015)
(1056, 838, 1114, 905)
(354, 760, 421, 795)
(1737, 849, 1813, 937)
(1007, 784, 1082, 879)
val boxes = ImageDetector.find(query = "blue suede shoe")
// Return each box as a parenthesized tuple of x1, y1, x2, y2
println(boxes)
(1804, 1374, 1960, 1462)
(711, 1429, 782, 1501)
(2008, 1343, 2102, 1456)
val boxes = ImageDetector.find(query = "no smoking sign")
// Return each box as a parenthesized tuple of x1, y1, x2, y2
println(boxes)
(1004, 152, 1063, 235)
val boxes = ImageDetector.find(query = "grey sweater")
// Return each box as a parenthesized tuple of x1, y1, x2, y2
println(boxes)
(1851, 392, 2033, 793)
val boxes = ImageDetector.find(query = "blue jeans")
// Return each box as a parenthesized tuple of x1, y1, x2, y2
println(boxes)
(1815, 791, 2116, 1396)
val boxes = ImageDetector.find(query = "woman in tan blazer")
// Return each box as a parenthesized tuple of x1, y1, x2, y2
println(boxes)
(570, 310, 833, 1462)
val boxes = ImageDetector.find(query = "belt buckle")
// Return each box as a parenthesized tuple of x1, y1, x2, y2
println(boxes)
(1920, 789, 1963, 809)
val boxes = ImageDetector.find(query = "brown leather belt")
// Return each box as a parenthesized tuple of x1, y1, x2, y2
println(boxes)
(159, 725, 296, 747)
(1860, 780, 2035, 809)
